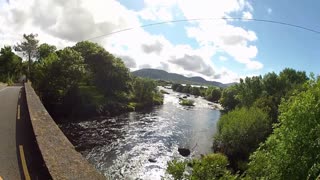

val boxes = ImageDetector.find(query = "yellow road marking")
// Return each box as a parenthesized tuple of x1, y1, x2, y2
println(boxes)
(19, 145, 31, 180)
(17, 105, 20, 120)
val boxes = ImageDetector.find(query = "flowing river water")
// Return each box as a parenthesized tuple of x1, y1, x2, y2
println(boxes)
(59, 87, 221, 179)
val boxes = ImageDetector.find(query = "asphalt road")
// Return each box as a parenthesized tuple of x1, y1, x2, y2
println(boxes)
(0, 86, 22, 179)
(0, 86, 51, 180)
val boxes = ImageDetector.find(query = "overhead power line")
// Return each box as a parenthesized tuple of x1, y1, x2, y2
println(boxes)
(85, 17, 320, 41)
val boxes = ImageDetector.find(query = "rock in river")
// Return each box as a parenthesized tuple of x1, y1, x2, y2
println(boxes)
(148, 158, 157, 163)
(178, 148, 191, 157)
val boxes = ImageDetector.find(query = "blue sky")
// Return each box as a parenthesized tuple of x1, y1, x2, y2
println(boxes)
(117, 0, 320, 80)
(0, 0, 319, 83)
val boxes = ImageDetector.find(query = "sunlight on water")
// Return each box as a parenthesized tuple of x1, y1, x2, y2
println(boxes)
(60, 88, 221, 179)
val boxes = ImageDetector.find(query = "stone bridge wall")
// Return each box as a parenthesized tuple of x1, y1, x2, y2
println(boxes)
(24, 83, 106, 180)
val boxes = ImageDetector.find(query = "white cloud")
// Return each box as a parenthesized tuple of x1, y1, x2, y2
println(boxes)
(267, 8, 272, 14)
(246, 60, 263, 70)
(213, 67, 240, 83)
(0, 0, 261, 83)
(242, 11, 253, 19)
(219, 56, 228, 61)
(138, 0, 176, 21)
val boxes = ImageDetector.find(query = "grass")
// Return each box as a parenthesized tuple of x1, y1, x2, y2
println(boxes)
(179, 99, 195, 106)
(160, 89, 169, 94)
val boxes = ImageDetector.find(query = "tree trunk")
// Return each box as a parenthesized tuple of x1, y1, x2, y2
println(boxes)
(28, 52, 31, 81)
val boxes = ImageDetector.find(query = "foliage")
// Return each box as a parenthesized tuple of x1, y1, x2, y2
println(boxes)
(37, 43, 57, 61)
(236, 76, 263, 107)
(191, 87, 201, 96)
(191, 153, 238, 180)
(247, 79, 320, 180)
(0, 46, 22, 82)
(213, 107, 271, 170)
(179, 99, 195, 106)
(221, 69, 308, 121)
(166, 160, 188, 180)
(85, 49, 131, 97)
(205, 87, 221, 102)
(160, 89, 170, 94)
(155, 80, 171, 87)
(14, 33, 39, 80)
(166, 154, 239, 180)
(30, 40, 163, 118)
(220, 86, 240, 111)
(73, 41, 105, 61)
(172, 83, 220, 101)
(33, 48, 85, 107)
(131, 77, 163, 108)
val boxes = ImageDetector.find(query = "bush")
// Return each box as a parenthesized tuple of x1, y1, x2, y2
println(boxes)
(179, 99, 195, 106)
(213, 107, 271, 171)
(247, 79, 320, 180)
(166, 160, 188, 180)
(166, 154, 238, 180)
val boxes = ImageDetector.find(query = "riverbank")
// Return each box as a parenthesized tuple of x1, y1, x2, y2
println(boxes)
(59, 89, 221, 179)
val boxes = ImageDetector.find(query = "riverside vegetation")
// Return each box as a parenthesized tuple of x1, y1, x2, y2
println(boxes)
(166, 69, 320, 179)
(0, 34, 163, 120)
(1, 34, 319, 179)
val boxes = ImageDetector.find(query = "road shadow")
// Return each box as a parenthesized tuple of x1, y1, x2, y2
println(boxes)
(16, 87, 52, 180)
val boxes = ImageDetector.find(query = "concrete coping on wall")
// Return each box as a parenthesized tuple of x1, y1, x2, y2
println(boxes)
(24, 83, 106, 180)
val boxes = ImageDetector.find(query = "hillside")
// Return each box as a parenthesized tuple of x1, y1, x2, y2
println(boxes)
(132, 69, 236, 88)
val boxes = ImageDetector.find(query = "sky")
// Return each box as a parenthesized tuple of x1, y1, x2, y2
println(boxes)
(0, 0, 319, 83)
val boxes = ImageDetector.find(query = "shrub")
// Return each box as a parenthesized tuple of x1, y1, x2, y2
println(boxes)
(213, 107, 271, 171)
(247, 79, 320, 180)
(179, 99, 195, 106)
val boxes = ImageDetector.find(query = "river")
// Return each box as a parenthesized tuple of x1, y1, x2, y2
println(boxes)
(59, 87, 221, 179)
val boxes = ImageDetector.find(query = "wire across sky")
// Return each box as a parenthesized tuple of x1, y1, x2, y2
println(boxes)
(85, 17, 320, 41)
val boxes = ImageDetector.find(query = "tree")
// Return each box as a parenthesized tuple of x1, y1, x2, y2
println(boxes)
(220, 86, 240, 111)
(213, 107, 271, 170)
(205, 87, 221, 102)
(191, 153, 237, 180)
(37, 43, 57, 61)
(236, 76, 263, 107)
(14, 33, 39, 80)
(0, 46, 22, 83)
(86, 51, 131, 96)
(182, 84, 192, 94)
(247, 79, 320, 180)
(191, 87, 201, 96)
(172, 83, 183, 92)
(166, 153, 238, 180)
(132, 77, 163, 106)
(33, 48, 85, 106)
(73, 41, 105, 61)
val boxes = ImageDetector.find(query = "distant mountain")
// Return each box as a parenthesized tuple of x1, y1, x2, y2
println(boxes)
(132, 68, 236, 88)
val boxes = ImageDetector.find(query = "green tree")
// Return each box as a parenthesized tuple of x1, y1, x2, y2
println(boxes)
(206, 87, 221, 102)
(220, 86, 239, 111)
(86, 51, 131, 96)
(73, 41, 105, 62)
(37, 43, 57, 61)
(247, 79, 320, 180)
(166, 153, 238, 180)
(236, 76, 263, 107)
(172, 83, 183, 92)
(182, 84, 192, 94)
(34, 48, 85, 106)
(191, 153, 237, 180)
(131, 77, 163, 108)
(213, 107, 271, 170)
(0, 46, 22, 83)
(14, 33, 39, 80)
(191, 87, 201, 96)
